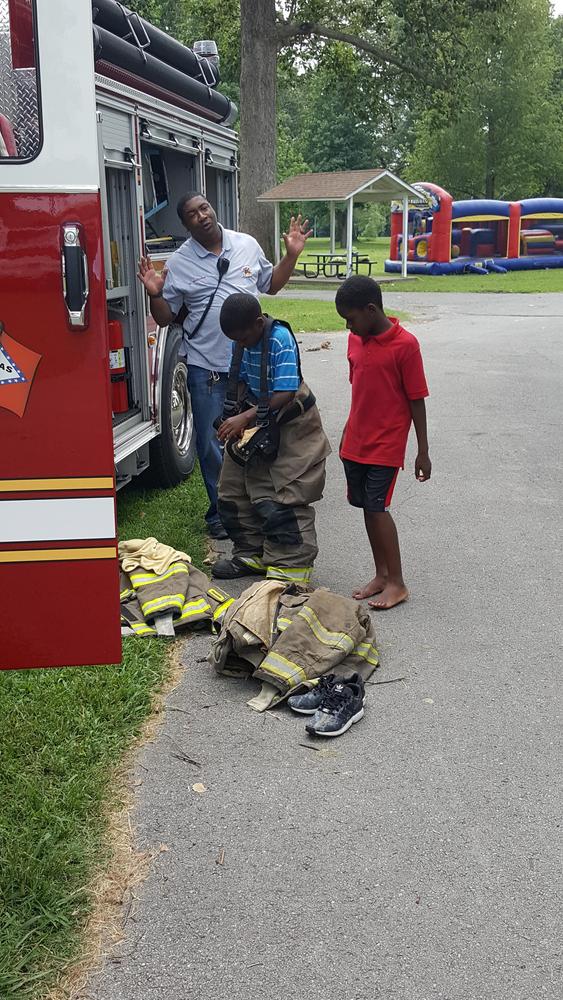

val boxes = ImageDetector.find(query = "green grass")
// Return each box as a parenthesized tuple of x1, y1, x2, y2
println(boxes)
(260, 296, 408, 332)
(117, 471, 208, 566)
(0, 472, 208, 999)
(383, 267, 563, 293)
(293, 236, 563, 293)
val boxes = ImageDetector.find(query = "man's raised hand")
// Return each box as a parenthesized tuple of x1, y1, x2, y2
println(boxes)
(282, 214, 313, 259)
(137, 255, 165, 298)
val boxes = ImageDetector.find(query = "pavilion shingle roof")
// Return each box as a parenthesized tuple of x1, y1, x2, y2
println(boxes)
(258, 170, 389, 202)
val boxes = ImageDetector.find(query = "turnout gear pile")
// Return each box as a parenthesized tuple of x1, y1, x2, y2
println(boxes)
(118, 538, 233, 637)
(119, 538, 193, 576)
(209, 580, 380, 710)
(217, 319, 331, 586)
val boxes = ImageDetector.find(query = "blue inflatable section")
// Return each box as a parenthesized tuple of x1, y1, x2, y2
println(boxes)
(387, 191, 563, 277)
(384, 255, 563, 275)
(519, 198, 563, 216)
(495, 255, 563, 271)
(452, 199, 511, 219)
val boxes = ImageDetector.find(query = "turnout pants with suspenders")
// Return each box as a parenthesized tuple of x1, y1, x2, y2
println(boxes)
(217, 318, 331, 585)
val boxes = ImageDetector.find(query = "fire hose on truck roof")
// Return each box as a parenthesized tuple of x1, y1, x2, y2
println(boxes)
(92, 0, 237, 125)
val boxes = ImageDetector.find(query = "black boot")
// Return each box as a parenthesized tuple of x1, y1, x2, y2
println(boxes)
(212, 557, 263, 580)
(207, 520, 229, 541)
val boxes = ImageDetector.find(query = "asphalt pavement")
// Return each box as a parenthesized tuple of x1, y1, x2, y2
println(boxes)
(88, 293, 562, 1000)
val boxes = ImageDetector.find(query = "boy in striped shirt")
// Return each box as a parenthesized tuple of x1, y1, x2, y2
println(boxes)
(213, 293, 330, 584)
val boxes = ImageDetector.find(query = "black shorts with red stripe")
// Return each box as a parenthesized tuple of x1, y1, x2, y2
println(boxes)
(342, 460, 399, 513)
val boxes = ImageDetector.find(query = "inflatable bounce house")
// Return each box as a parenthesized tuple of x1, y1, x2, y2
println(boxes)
(385, 182, 563, 275)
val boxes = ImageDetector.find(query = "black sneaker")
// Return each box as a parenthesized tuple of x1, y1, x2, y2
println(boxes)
(287, 674, 338, 715)
(207, 521, 229, 540)
(305, 677, 366, 737)
(212, 557, 264, 579)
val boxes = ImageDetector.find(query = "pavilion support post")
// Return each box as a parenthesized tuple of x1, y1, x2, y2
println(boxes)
(330, 202, 336, 254)
(274, 201, 281, 265)
(401, 194, 409, 278)
(346, 197, 354, 276)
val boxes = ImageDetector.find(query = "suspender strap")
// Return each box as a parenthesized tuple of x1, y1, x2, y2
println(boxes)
(256, 317, 273, 427)
(187, 256, 230, 341)
(222, 315, 304, 420)
(266, 316, 303, 381)
(278, 390, 316, 425)
(225, 342, 244, 406)
(223, 316, 274, 415)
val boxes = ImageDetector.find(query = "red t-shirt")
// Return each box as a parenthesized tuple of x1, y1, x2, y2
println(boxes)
(341, 317, 429, 467)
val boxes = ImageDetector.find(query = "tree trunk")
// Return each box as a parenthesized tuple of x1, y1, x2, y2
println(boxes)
(239, 0, 278, 259)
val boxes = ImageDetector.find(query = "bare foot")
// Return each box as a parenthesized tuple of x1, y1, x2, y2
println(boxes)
(368, 582, 409, 610)
(352, 575, 387, 600)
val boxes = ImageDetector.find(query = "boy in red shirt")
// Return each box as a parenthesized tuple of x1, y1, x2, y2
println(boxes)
(335, 276, 431, 610)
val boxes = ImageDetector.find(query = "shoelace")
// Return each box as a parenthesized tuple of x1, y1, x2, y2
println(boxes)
(317, 674, 336, 695)
(321, 684, 354, 713)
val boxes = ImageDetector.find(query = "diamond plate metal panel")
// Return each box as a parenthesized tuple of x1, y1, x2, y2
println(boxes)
(0, 0, 40, 160)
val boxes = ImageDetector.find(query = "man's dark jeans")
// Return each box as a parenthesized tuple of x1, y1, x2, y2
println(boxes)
(186, 365, 228, 528)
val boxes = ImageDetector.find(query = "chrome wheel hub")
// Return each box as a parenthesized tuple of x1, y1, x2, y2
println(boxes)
(170, 362, 193, 457)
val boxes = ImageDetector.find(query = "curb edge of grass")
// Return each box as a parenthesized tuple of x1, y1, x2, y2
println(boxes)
(44, 642, 189, 1000)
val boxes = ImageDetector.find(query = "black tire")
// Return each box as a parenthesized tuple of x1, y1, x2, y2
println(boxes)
(149, 325, 196, 487)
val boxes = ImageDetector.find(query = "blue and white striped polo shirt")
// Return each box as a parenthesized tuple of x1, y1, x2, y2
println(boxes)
(238, 322, 301, 397)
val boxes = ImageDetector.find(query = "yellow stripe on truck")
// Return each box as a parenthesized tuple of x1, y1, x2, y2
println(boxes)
(0, 477, 114, 492)
(0, 547, 117, 563)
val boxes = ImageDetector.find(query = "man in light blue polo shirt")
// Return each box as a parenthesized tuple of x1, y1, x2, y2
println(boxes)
(138, 192, 311, 539)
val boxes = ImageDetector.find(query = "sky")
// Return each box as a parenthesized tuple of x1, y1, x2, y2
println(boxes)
(552, 0, 563, 13)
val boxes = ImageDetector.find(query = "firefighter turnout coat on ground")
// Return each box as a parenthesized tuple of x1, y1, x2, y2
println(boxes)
(210, 580, 380, 709)
(118, 538, 233, 637)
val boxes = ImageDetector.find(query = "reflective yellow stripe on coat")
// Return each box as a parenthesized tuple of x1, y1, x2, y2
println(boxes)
(354, 640, 380, 668)
(297, 605, 355, 654)
(178, 598, 212, 623)
(213, 598, 234, 621)
(258, 649, 307, 688)
(130, 563, 190, 588)
(141, 593, 186, 617)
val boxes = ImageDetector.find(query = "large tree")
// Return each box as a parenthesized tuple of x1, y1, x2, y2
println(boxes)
(240, 0, 507, 254)
(127, 1, 505, 253)
(407, 0, 563, 199)
(239, 0, 438, 255)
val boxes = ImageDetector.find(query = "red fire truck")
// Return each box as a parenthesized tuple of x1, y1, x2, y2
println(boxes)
(0, 0, 238, 669)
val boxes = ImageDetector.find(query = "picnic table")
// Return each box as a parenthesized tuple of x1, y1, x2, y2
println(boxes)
(299, 251, 376, 279)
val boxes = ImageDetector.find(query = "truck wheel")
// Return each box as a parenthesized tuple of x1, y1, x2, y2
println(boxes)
(149, 325, 196, 487)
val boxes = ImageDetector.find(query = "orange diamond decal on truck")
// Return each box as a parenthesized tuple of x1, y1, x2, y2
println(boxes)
(0, 324, 42, 418)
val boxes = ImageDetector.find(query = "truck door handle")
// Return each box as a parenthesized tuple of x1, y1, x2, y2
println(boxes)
(61, 224, 89, 329)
